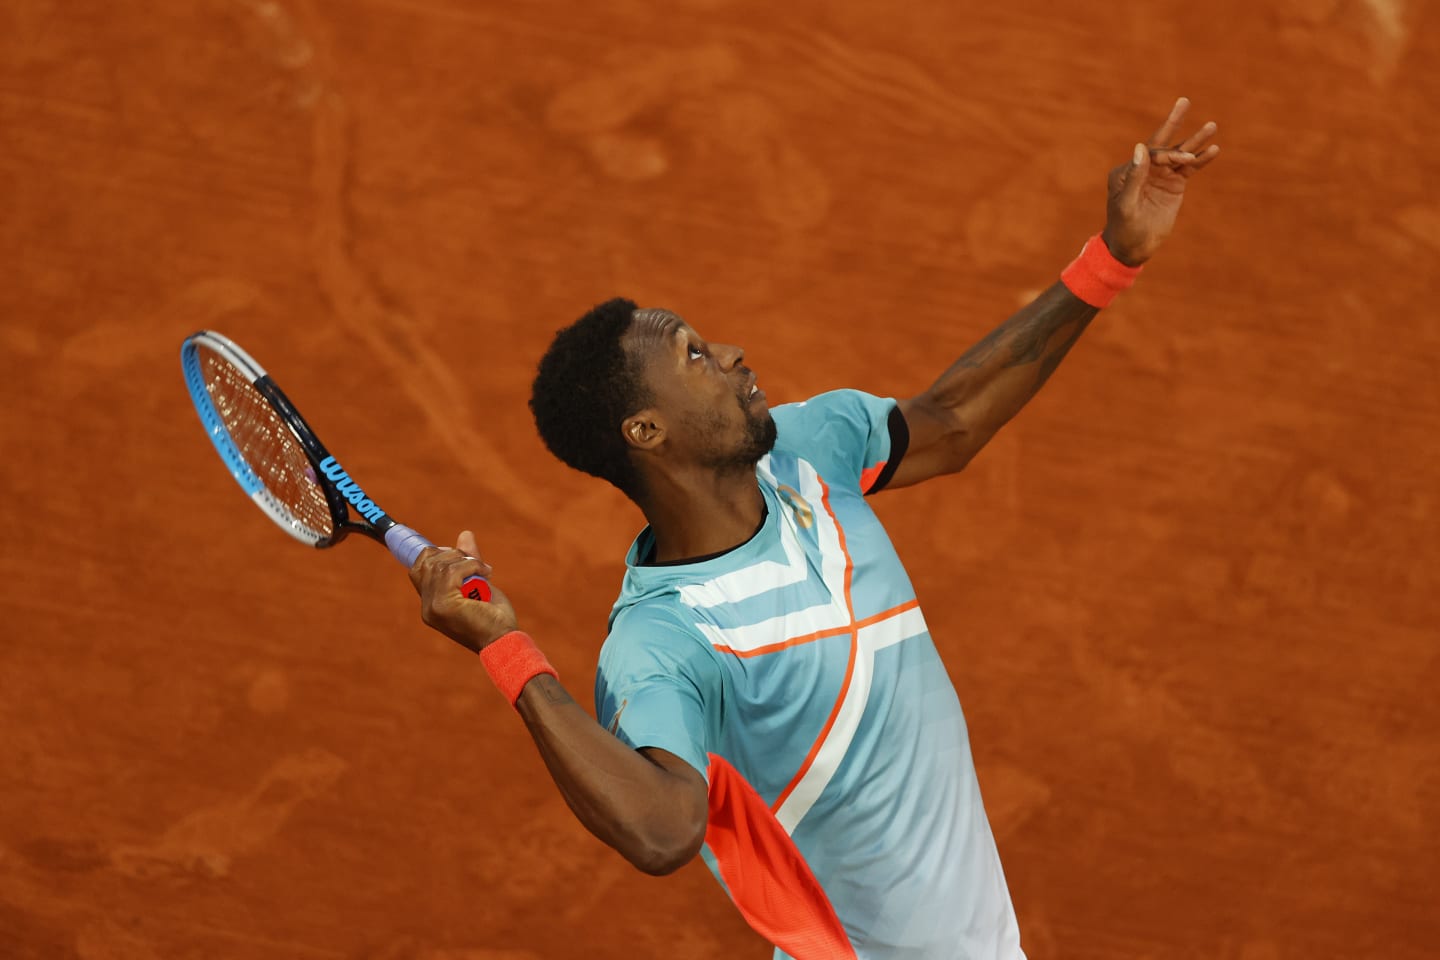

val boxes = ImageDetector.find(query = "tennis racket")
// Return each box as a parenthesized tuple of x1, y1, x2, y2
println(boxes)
(180, 330, 491, 604)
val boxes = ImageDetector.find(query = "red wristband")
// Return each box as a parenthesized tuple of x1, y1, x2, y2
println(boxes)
(1060, 233, 1143, 308)
(480, 630, 558, 708)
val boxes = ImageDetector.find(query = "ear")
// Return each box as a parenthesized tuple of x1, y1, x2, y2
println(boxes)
(622, 410, 666, 451)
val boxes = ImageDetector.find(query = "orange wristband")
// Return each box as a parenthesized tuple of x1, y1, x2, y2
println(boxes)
(1060, 233, 1143, 308)
(480, 630, 558, 708)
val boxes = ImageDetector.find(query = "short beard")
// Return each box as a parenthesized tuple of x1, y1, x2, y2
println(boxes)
(737, 410, 778, 465)
(694, 408, 778, 473)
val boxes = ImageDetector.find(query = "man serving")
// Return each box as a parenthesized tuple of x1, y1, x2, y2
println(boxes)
(410, 98, 1220, 959)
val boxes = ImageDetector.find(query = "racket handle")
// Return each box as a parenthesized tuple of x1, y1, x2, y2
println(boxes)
(384, 524, 493, 602)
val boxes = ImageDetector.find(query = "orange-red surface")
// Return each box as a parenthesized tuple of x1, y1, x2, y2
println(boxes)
(3, 1, 1438, 957)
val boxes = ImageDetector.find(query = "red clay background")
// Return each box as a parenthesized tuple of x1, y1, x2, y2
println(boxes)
(2, 1, 1437, 957)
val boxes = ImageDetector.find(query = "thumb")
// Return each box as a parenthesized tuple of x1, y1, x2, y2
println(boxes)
(456, 529, 481, 557)
(1122, 143, 1149, 201)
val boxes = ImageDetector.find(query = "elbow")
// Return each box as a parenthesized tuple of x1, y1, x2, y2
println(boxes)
(629, 830, 705, 877)
(935, 411, 998, 476)
(632, 850, 690, 877)
(606, 750, 710, 876)
(943, 404, 1003, 468)
(626, 816, 707, 877)
(923, 428, 989, 480)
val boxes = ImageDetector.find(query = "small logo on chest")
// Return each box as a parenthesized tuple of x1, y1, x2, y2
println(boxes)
(777, 484, 815, 529)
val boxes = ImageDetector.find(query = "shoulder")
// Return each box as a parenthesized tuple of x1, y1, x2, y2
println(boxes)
(600, 604, 722, 680)
(772, 389, 895, 433)
(772, 389, 906, 494)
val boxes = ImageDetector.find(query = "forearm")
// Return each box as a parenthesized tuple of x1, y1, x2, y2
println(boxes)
(514, 675, 705, 875)
(918, 281, 1098, 469)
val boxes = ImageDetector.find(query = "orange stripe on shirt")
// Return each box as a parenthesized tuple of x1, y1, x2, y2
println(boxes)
(710, 599, 922, 659)
(771, 630, 858, 814)
(824, 473, 856, 625)
(853, 598, 919, 631)
(771, 476, 857, 815)
(711, 623, 851, 659)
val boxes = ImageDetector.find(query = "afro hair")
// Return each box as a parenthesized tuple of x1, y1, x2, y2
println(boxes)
(529, 297, 652, 498)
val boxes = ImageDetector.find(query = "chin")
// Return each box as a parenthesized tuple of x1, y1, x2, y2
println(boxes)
(743, 411, 778, 462)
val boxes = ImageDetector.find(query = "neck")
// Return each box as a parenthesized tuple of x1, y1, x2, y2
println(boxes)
(637, 464, 765, 563)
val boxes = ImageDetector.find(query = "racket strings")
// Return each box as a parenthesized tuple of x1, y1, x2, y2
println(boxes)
(202, 351, 334, 538)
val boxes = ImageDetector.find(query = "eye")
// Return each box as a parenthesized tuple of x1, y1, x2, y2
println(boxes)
(687, 344, 705, 361)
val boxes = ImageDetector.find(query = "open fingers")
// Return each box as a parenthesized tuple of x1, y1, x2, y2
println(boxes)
(1154, 143, 1222, 179)
(1148, 96, 1190, 147)
(1182, 143, 1221, 175)
(1150, 148, 1197, 168)
(1178, 120, 1218, 155)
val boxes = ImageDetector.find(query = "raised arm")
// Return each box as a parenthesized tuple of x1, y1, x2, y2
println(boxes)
(887, 97, 1220, 490)
(408, 536, 708, 876)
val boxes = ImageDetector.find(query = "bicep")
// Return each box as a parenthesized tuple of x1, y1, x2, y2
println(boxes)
(639, 747, 709, 811)
(885, 393, 968, 491)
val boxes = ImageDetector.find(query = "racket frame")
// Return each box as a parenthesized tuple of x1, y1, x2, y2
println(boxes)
(181, 329, 491, 604)
(181, 330, 397, 549)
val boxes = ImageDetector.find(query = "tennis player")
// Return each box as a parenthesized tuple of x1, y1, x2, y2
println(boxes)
(410, 98, 1219, 958)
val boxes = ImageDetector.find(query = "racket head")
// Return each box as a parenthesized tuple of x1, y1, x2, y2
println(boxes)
(181, 330, 352, 547)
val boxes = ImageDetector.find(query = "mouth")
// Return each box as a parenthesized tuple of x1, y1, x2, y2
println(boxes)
(743, 374, 764, 406)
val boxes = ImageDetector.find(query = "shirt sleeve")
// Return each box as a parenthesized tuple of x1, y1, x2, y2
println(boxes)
(770, 389, 910, 495)
(594, 608, 723, 783)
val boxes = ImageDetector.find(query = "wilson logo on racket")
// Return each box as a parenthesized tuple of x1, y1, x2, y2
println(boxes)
(318, 456, 387, 524)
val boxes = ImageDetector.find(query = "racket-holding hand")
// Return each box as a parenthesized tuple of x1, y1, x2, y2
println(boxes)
(409, 531, 518, 653)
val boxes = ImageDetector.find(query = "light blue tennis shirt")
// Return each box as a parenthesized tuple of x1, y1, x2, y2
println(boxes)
(595, 390, 1025, 960)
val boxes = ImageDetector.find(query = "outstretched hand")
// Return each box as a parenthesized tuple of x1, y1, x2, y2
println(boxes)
(408, 530, 518, 653)
(1101, 97, 1220, 266)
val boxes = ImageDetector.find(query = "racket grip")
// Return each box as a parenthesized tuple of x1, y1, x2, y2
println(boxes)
(384, 524, 493, 602)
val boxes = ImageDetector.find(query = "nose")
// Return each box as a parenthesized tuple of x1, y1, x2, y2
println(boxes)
(715, 342, 744, 371)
